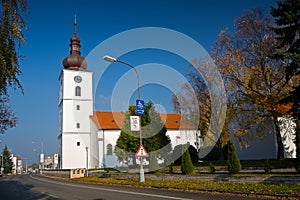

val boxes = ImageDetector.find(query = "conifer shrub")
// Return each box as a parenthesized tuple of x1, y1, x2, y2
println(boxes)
(264, 159, 271, 174)
(226, 140, 241, 174)
(209, 162, 215, 173)
(172, 144, 198, 165)
(168, 163, 174, 174)
(149, 153, 159, 173)
(181, 147, 194, 174)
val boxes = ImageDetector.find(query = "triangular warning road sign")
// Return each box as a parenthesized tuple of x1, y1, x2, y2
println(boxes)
(135, 144, 149, 157)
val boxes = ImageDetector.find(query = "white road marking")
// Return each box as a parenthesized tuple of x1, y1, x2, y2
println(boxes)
(41, 192, 59, 199)
(31, 175, 192, 200)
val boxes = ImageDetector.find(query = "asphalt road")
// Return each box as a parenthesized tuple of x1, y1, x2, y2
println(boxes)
(0, 175, 263, 200)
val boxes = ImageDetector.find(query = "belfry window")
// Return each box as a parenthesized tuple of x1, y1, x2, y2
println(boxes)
(75, 86, 81, 96)
(106, 144, 113, 155)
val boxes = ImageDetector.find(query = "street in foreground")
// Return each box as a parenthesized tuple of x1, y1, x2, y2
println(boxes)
(0, 174, 262, 200)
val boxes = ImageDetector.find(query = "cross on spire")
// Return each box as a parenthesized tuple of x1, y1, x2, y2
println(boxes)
(62, 15, 87, 70)
(74, 15, 77, 36)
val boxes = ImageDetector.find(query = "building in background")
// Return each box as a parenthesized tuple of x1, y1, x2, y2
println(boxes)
(11, 154, 22, 174)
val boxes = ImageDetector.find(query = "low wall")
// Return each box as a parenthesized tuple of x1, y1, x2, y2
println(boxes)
(42, 169, 86, 179)
(70, 169, 85, 179)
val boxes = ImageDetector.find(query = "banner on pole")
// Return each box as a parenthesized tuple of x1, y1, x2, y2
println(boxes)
(136, 100, 145, 115)
(130, 116, 140, 131)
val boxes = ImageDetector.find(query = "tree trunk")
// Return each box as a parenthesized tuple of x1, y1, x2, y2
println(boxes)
(292, 88, 300, 171)
(132, 156, 137, 167)
(295, 118, 300, 171)
(217, 138, 224, 162)
(274, 119, 285, 160)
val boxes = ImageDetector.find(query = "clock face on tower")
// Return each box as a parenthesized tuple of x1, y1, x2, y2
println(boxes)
(74, 75, 82, 83)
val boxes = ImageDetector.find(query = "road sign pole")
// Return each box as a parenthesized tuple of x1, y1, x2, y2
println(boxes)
(139, 114, 144, 182)
(136, 144, 148, 182)
(135, 99, 145, 182)
(139, 157, 144, 182)
(103, 56, 145, 182)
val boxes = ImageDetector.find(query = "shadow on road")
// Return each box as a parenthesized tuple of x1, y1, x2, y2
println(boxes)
(0, 178, 59, 200)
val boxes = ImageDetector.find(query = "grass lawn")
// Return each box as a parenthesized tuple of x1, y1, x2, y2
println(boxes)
(71, 175, 300, 199)
(69, 159, 300, 199)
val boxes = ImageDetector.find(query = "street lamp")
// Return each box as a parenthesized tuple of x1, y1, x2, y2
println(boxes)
(85, 147, 89, 177)
(103, 55, 144, 182)
(103, 56, 140, 100)
(32, 141, 44, 174)
(22, 157, 28, 174)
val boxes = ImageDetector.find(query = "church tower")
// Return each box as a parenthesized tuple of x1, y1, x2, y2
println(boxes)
(58, 18, 93, 169)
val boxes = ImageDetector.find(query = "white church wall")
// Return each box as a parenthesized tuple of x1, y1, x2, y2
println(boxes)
(96, 129, 201, 168)
(61, 70, 93, 100)
(62, 101, 93, 132)
(166, 129, 199, 149)
(230, 117, 296, 160)
(97, 130, 105, 168)
(61, 133, 90, 169)
(89, 119, 99, 168)
(232, 132, 277, 160)
(99, 130, 121, 168)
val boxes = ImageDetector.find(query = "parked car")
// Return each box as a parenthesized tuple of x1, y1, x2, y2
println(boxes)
(0, 171, 2, 177)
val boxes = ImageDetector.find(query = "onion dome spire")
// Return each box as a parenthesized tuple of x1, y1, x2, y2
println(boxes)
(62, 16, 87, 70)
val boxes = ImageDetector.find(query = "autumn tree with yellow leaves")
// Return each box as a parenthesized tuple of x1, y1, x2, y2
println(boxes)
(0, 0, 29, 134)
(211, 8, 298, 159)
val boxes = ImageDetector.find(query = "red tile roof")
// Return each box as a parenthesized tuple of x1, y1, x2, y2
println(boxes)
(91, 111, 125, 130)
(90, 111, 196, 130)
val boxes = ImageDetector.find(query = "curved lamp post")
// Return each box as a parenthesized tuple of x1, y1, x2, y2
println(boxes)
(103, 55, 144, 182)
(103, 56, 140, 100)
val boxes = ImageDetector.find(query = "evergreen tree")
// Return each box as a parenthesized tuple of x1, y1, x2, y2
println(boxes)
(149, 152, 159, 173)
(270, 0, 300, 170)
(180, 144, 194, 174)
(209, 162, 216, 173)
(172, 144, 198, 165)
(227, 140, 241, 174)
(115, 102, 171, 169)
(115, 104, 140, 166)
(271, 0, 300, 80)
(1, 145, 13, 174)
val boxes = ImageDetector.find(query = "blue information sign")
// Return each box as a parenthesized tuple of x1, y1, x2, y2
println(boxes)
(136, 99, 145, 115)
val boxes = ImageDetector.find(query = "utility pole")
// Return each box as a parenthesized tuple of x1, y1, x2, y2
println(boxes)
(85, 147, 88, 177)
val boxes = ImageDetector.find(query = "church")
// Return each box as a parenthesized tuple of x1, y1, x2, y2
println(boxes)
(58, 20, 297, 170)
(58, 21, 201, 170)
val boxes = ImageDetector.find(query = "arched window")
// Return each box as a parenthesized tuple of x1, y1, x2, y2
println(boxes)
(75, 86, 81, 96)
(106, 144, 113, 155)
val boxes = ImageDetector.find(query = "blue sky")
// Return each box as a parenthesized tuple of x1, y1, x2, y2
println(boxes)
(1, 0, 277, 165)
